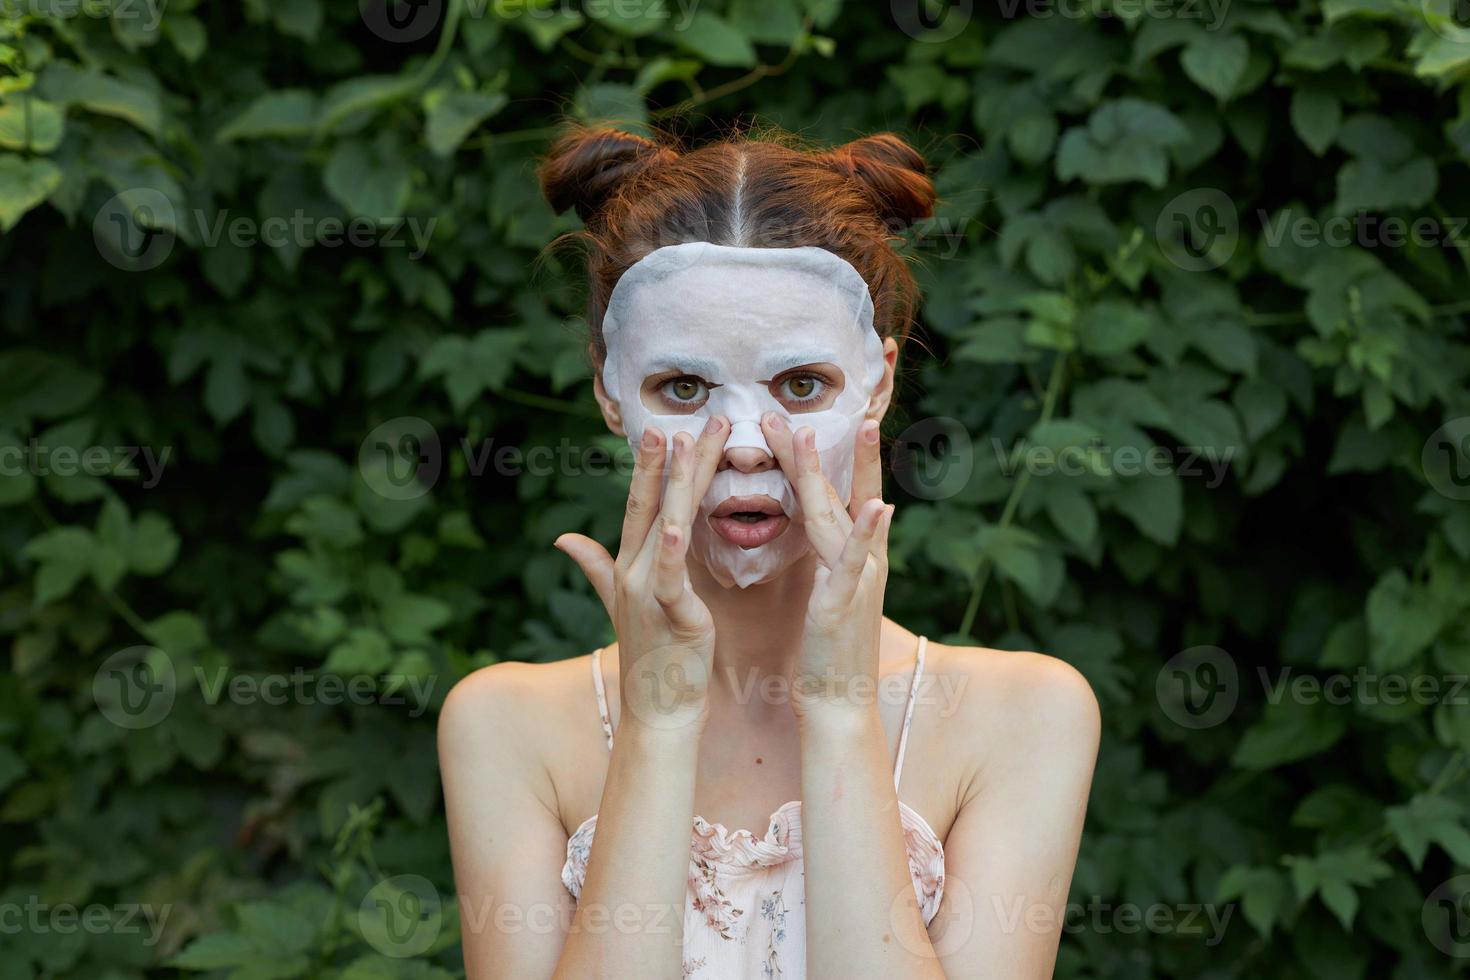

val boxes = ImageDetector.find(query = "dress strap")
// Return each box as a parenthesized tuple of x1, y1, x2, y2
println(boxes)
(591, 648, 614, 750)
(893, 635, 927, 792)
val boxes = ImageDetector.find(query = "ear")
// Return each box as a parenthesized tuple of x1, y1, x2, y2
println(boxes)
(865, 337, 900, 422)
(593, 369, 626, 438)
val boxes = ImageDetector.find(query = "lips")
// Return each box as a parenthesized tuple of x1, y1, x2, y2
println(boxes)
(708, 494, 789, 548)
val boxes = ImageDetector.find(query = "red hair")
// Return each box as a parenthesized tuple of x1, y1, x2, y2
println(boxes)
(537, 125, 937, 361)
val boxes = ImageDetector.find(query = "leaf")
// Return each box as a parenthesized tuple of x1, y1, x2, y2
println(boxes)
(217, 90, 318, 142)
(1284, 848, 1392, 929)
(1110, 470, 1182, 546)
(0, 350, 102, 426)
(1078, 301, 1155, 357)
(1181, 33, 1251, 101)
(37, 62, 162, 137)
(0, 156, 61, 233)
(1290, 89, 1341, 157)
(1365, 569, 1444, 670)
(0, 96, 65, 153)
(323, 140, 413, 222)
(1056, 98, 1190, 189)
(381, 593, 453, 645)
(170, 931, 259, 970)
(676, 13, 758, 67)
(317, 74, 417, 136)
(424, 90, 508, 157)
(1216, 865, 1287, 938)
(23, 526, 95, 606)
(325, 628, 394, 676)
(1387, 795, 1470, 870)
(1233, 701, 1348, 770)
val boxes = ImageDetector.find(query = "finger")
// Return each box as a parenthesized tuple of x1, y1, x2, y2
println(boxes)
(768, 419, 849, 564)
(848, 419, 884, 521)
(651, 524, 704, 631)
(658, 416, 728, 537)
(822, 498, 886, 606)
(619, 427, 667, 562)
(554, 533, 616, 616)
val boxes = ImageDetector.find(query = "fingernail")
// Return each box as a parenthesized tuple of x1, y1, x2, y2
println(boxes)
(863, 421, 880, 445)
(663, 525, 680, 546)
(802, 428, 816, 450)
(703, 415, 724, 434)
(766, 413, 786, 432)
(641, 428, 658, 449)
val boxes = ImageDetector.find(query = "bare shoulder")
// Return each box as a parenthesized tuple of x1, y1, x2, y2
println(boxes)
(923, 641, 1101, 771)
(437, 654, 601, 769)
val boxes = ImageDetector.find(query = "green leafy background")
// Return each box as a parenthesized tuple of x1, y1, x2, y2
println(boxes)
(3, 0, 1470, 976)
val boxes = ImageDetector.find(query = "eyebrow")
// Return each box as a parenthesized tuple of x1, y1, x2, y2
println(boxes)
(759, 349, 840, 375)
(644, 355, 725, 378)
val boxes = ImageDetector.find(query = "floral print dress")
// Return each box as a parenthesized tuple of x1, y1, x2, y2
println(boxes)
(561, 638, 946, 979)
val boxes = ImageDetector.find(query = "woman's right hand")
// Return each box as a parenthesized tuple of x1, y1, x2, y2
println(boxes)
(555, 416, 729, 737)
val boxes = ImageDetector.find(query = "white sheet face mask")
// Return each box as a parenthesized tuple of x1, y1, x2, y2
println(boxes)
(602, 242, 885, 589)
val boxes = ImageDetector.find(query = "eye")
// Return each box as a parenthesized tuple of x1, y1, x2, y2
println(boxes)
(667, 378, 706, 402)
(772, 370, 836, 411)
(651, 375, 713, 413)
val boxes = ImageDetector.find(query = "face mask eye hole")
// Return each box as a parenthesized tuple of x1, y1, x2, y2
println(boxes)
(643, 375, 713, 414)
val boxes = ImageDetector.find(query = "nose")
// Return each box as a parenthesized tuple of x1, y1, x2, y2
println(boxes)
(723, 445, 776, 473)
(721, 417, 776, 473)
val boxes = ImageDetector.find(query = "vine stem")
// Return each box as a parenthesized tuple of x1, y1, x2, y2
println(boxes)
(956, 349, 1069, 639)
(650, 19, 813, 120)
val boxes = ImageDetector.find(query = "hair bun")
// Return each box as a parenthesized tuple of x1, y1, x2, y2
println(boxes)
(538, 126, 680, 223)
(824, 133, 936, 230)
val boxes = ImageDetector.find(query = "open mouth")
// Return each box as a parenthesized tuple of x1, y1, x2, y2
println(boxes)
(708, 494, 790, 548)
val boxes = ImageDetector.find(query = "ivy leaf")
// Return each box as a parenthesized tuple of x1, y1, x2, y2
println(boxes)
(217, 90, 318, 142)
(324, 139, 413, 222)
(1283, 847, 1392, 929)
(1181, 33, 1251, 101)
(1056, 98, 1190, 189)
(1216, 865, 1288, 938)
(424, 90, 508, 157)
(675, 13, 758, 68)
(1365, 569, 1444, 670)
(0, 96, 65, 153)
(1078, 300, 1155, 357)
(1290, 89, 1341, 157)
(1233, 701, 1348, 770)
(36, 62, 162, 137)
(1387, 795, 1470, 870)
(0, 156, 62, 233)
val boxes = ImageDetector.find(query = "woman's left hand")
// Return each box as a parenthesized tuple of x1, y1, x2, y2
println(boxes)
(762, 412, 894, 721)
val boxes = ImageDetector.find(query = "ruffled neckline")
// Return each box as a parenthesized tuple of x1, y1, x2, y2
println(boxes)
(569, 799, 941, 868)
(561, 800, 947, 923)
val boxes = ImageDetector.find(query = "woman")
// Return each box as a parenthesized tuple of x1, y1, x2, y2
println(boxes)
(438, 126, 1100, 979)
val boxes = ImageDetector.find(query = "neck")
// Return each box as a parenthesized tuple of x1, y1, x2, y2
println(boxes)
(688, 551, 817, 701)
